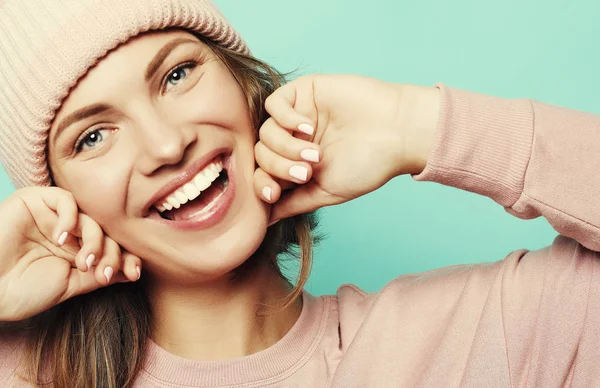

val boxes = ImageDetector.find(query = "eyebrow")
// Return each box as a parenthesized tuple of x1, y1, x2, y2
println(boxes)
(145, 37, 198, 82)
(54, 103, 111, 142)
(53, 37, 199, 141)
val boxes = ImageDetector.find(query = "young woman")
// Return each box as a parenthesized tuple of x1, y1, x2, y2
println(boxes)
(0, 1, 598, 387)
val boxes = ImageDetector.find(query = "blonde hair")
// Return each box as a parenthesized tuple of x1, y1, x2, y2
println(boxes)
(11, 32, 318, 388)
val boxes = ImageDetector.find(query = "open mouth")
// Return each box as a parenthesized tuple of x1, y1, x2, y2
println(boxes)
(153, 156, 230, 222)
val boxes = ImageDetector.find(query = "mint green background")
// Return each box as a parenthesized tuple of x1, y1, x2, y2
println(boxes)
(2, 1, 597, 295)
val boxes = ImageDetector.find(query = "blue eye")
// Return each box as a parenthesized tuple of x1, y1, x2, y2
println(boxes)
(75, 128, 112, 152)
(164, 63, 196, 92)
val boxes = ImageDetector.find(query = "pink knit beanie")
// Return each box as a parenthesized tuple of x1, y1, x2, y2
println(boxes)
(0, 0, 248, 189)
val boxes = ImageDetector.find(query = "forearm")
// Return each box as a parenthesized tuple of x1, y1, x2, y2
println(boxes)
(410, 84, 600, 251)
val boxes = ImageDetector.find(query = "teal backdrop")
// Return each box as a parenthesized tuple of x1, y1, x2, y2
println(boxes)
(1, 0, 597, 295)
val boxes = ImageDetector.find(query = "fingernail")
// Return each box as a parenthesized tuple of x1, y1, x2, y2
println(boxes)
(104, 266, 113, 284)
(262, 186, 272, 201)
(57, 231, 68, 246)
(85, 254, 95, 271)
(300, 149, 320, 163)
(268, 219, 281, 227)
(289, 165, 308, 181)
(136, 266, 141, 281)
(298, 123, 314, 136)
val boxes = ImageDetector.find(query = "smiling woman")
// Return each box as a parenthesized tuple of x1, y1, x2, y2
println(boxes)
(0, 1, 316, 386)
(3, 0, 600, 388)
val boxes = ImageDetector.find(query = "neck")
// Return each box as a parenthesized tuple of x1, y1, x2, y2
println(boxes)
(146, 261, 302, 360)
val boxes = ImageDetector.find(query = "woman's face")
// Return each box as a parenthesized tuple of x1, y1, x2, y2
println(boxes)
(48, 29, 269, 283)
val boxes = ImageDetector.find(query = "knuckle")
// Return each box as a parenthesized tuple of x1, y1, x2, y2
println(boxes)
(264, 94, 275, 109)
(255, 167, 269, 180)
(265, 155, 281, 176)
(14, 186, 36, 202)
(17, 186, 35, 197)
(102, 238, 120, 258)
(285, 140, 298, 156)
(253, 168, 264, 183)
(106, 236, 119, 250)
(254, 142, 264, 158)
(62, 190, 74, 201)
(255, 142, 270, 162)
(124, 252, 139, 265)
(78, 215, 93, 234)
(86, 218, 102, 235)
(61, 194, 77, 212)
(258, 126, 267, 142)
(87, 234, 103, 252)
(258, 118, 274, 138)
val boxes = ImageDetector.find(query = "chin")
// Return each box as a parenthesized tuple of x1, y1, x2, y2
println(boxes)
(195, 206, 270, 277)
(128, 194, 271, 285)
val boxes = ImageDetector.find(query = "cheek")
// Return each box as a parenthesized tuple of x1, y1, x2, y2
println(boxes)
(65, 161, 129, 227)
(184, 66, 255, 137)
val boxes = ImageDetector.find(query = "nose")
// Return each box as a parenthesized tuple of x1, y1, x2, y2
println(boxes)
(133, 111, 195, 175)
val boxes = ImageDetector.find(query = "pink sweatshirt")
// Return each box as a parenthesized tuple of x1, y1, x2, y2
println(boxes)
(2, 84, 600, 387)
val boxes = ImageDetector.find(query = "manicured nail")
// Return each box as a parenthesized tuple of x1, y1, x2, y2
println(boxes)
(268, 219, 281, 227)
(136, 266, 141, 281)
(289, 165, 308, 181)
(57, 231, 68, 246)
(262, 186, 272, 201)
(297, 123, 314, 136)
(104, 266, 113, 284)
(85, 254, 95, 271)
(300, 149, 320, 163)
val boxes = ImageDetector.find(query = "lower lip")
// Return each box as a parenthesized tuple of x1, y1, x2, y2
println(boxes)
(150, 153, 236, 231)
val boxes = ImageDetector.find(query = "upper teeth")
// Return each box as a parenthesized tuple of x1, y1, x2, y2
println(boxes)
(155, 161, 223, 212)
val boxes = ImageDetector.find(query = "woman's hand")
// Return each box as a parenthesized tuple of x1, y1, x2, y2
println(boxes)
(254, 74, 440, 222)
(0, 187, 142, 321)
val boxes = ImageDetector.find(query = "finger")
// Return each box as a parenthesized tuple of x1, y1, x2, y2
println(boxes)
(19, 188, 79, 260)
(259, 118, 321, 164)
(120, 250, 142, 282)
(94, 237, 122, 285)
(61, 266, 132, 302)
(73, 213, 105, 272)
(264, 82, 316, 136)
(34, 188, 78, 246)
(255, 142, 313, 184)
(254, 168, 282, 203)
(270, 183, 338, 222)
(20, 195, 72, 251)
(52, 191, 79, 245)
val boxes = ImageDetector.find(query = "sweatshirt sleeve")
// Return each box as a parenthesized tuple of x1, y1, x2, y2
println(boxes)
(413, 84, 600, 252)
(332, 236, 600, 387)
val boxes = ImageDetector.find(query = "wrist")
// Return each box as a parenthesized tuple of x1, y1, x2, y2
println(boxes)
(393, 84, 440, 176)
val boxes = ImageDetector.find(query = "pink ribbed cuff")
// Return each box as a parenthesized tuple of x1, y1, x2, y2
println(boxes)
(413, 84, 534, 209)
